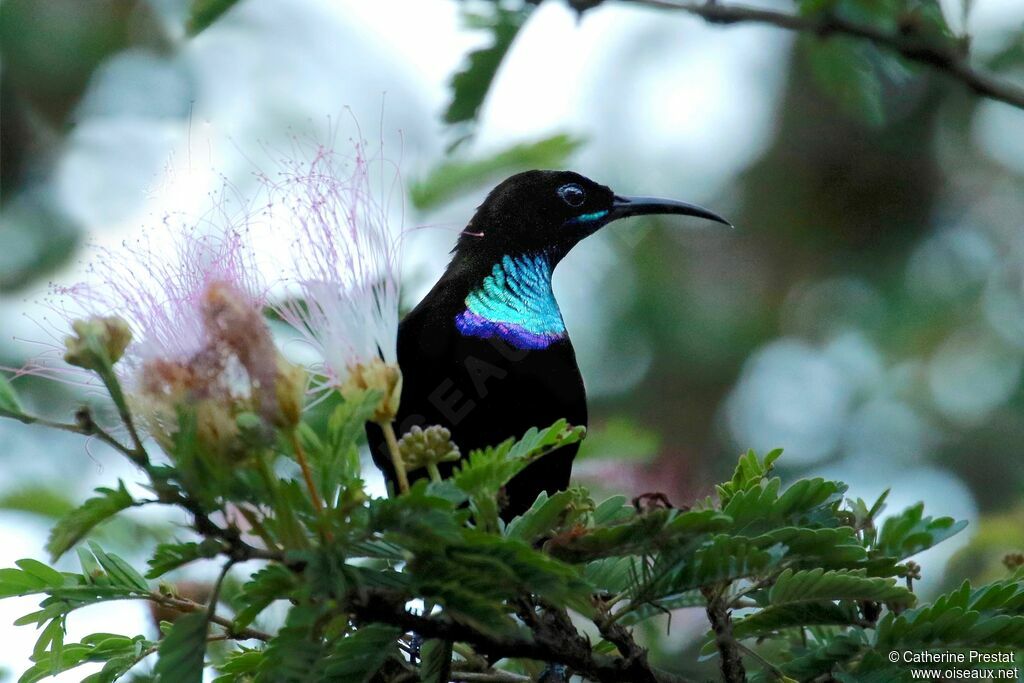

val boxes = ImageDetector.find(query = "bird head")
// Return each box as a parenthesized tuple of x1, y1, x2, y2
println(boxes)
(454, 170, 730, 261)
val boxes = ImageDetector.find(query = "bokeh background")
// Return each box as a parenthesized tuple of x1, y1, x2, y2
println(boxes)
(2, 0, 1024, 678)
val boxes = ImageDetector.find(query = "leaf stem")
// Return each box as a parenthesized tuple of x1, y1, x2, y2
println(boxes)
(381, 420, 410, 494)
(289, 428, 324, 514)
(146, 591, 271, 641)
(94, 365, 148, 465)
(1, 407, 135, 461)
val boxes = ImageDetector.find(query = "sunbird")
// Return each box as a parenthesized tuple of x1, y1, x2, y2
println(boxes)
(368, 170, 729, 519)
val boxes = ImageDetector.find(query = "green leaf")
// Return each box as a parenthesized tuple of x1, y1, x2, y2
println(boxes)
(327, 389, 381, 450)
(234, 564, 298, 630)
(147, 539, 222, 579)
(805, 37, 885, 126)
(875, 571, 1024, 649)
(14, 559, 65, 588)
(444, 5, 533, 127)
(87, 542, 149, 592)
(723, 475, 846, 532)
(153, 612, 208, 683)
(371, 482, 465, 546)
(418, 639, 453, 683)
(733, 601, 860, 638)
(46, 481, 134, 561)
(0, 373, 23, 414)
(406, 531, 592, 636)
(592, 495, 632, 525)
(410, 134, 584, 210)
(546, 508, 732, 563)
(716, 449, 783, 506)
(321, 625, 401, 681)
(187, 0, 241, 35)
(873, 502, 967, 560)
(638, 535, 787, 602)
(769, 568, 915, 606)
(584, 556, 640, 594)
(213, 648, 262, 682)
(751, 527, 869, 569)
(776, 631, 868, 679)
(19, 633, 153, 683)
(0, 486, 76, 518)
(33, 616, 65, 665)
(505, 488, 586, 545)
(304, 388, 380, 501)
(258, 604, 326, 682)
(453, 420, 585, 530)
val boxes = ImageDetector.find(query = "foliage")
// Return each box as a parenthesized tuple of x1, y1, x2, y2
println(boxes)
(187, 0, 243, 36)
(46, 482, 134, 561)
(1, 356, 1017, 683)
(410, 134, 584, 210)
(443, 2, 535, 132)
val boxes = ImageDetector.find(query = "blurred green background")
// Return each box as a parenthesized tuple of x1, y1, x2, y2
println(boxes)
(2, 0, 1023, 678)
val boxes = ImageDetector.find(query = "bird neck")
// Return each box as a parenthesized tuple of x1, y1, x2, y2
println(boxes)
(453, 251, 566, 350)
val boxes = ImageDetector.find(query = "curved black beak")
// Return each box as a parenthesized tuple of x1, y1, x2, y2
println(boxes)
(609, 195, 732, 227)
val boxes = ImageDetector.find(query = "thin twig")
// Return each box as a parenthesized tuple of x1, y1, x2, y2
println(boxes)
(147, 591, 272, 642)
(736, 642, 785, 681)
(1, 408, 135, 460)
(381, 420, 410, 493)
(94, 366, 149, 464)
(451, 672, 532, 683)
(207, 558, 236, 622)
(158, 488, 283, 563)
(625, 0, 1024, 111)
(289, 428, 324, 513)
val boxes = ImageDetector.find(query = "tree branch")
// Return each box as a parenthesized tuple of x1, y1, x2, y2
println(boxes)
(349, 590, 693, 683)
(147, 591, 272, 642)
(701, 585, 746, 683)
(451, 671, 532, 683)
(594, 610, 657, 682)
(624, 0, 1024, 111)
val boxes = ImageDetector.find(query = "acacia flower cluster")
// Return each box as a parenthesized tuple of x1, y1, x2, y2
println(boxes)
(15, 137, 404, 479)
(260, 139, 403, 421)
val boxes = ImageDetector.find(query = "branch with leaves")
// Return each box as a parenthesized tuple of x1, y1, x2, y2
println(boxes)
(3, 332, 1023, 683)
(624, 0, 1024, 111)
(0, 255, 1020, 683)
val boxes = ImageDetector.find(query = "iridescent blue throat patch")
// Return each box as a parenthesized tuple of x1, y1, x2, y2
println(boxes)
(455, 254, 566, 350)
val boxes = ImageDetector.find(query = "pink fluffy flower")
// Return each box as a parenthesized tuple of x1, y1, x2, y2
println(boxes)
(261, 137, 403, 396)
(17, 131, 403, 436)
(23, 210, 264, 391)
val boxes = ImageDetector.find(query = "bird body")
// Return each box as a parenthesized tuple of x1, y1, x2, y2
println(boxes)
(368, 170, 728, 519)
(371, 248, 587, 519)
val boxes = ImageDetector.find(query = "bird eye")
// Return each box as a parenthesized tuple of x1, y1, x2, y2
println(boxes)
(557, 183, 586, 207)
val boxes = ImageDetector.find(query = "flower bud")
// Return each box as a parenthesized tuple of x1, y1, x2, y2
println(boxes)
(195, 399, 245, 463)
(340, 358, 402, 424)
(397, 425, 461, 473)
(63, 316, 132, 371)
(273, 357, 307, 428)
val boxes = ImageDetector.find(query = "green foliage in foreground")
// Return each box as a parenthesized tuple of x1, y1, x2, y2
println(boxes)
(1, 370, 1021, 683)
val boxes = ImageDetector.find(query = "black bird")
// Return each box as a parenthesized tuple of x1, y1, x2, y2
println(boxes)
(369, 170, 729, 520)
